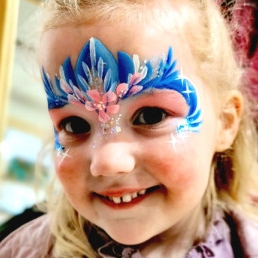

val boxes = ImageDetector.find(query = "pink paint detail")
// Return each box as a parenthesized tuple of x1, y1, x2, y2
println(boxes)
(85, 90, 120, 122)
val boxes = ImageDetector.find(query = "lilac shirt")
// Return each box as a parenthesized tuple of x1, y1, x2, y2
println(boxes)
(0, 207, 258, 257)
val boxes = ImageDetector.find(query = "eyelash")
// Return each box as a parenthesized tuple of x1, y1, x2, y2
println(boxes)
(60, 116, 91, 134)
(59, 107, 168, 135)
(133, 107, 168, 126)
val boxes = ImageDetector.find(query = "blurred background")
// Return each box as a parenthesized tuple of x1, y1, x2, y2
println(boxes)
(0, 0, 53, 227)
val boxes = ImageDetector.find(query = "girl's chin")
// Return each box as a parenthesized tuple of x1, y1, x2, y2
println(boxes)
(103, 226, 159, 246)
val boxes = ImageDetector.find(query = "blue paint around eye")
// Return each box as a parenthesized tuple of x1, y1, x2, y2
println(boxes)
(42, 37, 203, 149)
(54, 128, 65, 152)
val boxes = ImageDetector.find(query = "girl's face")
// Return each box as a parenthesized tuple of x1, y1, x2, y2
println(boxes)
(39, 22, 221, 245)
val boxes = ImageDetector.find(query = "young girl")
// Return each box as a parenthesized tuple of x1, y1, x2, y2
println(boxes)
(1, 0, 258, 257)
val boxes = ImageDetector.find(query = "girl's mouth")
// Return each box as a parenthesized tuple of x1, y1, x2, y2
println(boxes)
(94, 186, 161, 206)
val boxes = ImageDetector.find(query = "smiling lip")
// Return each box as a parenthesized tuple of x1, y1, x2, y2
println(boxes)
(94, 186, 160, 207)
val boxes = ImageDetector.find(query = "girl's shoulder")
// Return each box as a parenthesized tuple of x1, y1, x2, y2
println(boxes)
(227, 207, 258, 257)
(186, 206, 258, 258)
(0, 214, 54, 258)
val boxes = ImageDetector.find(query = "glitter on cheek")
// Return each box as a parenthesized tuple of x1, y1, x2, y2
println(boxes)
(53, 129, 73, 165)
(169, 130, 190, 152)
(167, 118, 190, 152)
(57, 147, 72, 165)
(56, 146, 65, 157)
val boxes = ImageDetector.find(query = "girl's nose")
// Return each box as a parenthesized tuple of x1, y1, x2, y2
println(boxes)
(90, 141, 136, 177)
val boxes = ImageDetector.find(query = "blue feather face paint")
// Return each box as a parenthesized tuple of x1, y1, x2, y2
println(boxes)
(42, 38, 202, 149)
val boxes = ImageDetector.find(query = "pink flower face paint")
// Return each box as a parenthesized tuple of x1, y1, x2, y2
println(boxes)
(42, 38, 203, 151)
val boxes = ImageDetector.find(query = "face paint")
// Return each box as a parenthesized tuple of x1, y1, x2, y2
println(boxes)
(42, 38, 202, 150)
(54, 129, 65, 155)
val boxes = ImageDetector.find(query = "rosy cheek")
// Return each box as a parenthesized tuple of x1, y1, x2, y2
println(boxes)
(158, 161, 194, 188)
(141, 140, 198, 189)
(55, 155, 90, 202)
(55, 157, 74, 184)
(55, 149, 83, 182)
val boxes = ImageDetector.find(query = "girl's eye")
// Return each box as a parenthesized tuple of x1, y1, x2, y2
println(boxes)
(133, 107, 168, 125)
(61, 116, 91, 134)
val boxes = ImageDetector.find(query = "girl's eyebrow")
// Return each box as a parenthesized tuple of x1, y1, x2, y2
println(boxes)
(126, 89, 190, 117)
(127, 88, 186, 101)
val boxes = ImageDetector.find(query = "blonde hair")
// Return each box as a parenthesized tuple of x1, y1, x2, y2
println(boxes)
(39, 0, 258, 257)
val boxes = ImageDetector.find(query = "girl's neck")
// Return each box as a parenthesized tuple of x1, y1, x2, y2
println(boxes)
(139, 204, 207, 258)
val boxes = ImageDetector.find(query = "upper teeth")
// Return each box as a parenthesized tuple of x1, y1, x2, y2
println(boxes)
(108, 189, 146, 204)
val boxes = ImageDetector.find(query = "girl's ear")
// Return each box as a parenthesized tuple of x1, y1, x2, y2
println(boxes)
(215, 90, 243, 152)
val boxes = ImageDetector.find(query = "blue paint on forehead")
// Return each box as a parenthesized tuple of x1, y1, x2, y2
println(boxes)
(42, 37, 202, 132)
